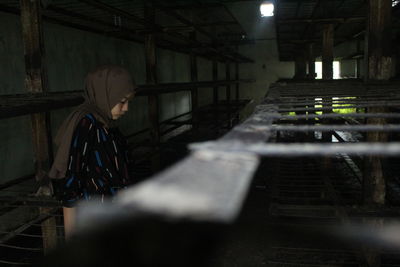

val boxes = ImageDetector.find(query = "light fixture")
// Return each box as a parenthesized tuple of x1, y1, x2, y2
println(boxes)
(260, 1, 274, 17)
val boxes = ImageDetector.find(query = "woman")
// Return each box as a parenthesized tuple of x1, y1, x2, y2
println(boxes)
(48, 65, 136, 238)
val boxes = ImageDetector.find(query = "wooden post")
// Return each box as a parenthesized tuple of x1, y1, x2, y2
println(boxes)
(190, 31, 198, 131)
(307, 43, 316, 80)
(356, 39, 362, 79)
(19, 0, 57, 253)
(212, 60, 218, 105)
(322, 24, 334, 80)
(294, 45, 307, 79)
(235, 61, 240, 124)
(364, 0, 392, 206)
(321, 24, 334, 142)
(235, 61, 239, 101)
(212, 60, 220, 132)
(226, 62, 232, 128)
(363, 1, 392, 266)
(366, 0, 392, 81)
(145, 3, 160, 171)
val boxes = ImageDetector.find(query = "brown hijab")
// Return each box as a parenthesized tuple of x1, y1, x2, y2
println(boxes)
(48, 65, 136, 179)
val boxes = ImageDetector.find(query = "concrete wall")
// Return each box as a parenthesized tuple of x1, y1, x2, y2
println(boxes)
(335, 39, 365, 79)
(340, 59, 357, 78)
(227, 2, 294, 117)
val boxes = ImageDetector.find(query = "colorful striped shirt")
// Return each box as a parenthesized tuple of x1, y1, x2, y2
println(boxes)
(55, 113, 133, 207)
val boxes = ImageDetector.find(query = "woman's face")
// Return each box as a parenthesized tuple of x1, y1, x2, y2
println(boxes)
(111, 92, 134, 120)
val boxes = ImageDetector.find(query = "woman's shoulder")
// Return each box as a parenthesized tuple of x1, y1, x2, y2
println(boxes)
(74, 113, 103, 131)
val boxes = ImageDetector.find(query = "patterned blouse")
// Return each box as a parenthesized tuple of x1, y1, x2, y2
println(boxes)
(55, 113, 133, 207)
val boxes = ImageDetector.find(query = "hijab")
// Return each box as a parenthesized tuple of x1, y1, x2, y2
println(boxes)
(48, 65, 136, 179)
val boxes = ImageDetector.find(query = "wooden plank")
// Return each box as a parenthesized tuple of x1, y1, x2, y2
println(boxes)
(19, 0, 57, 253)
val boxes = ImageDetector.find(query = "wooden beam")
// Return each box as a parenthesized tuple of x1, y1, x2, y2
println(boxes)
(19, 0, 57, 253)
(322, 24, 334, 80)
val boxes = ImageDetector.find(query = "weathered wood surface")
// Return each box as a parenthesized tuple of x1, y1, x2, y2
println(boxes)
(20, 0, 57, 253)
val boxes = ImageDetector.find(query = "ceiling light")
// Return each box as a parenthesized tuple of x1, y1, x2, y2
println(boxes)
(260, 1, 274, 17)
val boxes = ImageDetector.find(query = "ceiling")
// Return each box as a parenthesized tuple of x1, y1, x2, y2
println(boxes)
(0, 0, 399, 62)
(275, 0, 400, 61)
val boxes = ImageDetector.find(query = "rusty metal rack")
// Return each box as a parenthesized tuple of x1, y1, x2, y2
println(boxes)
(85, 80, 400, 266)
(67, 79, 400, 224)
(5, 80, 400, 266)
